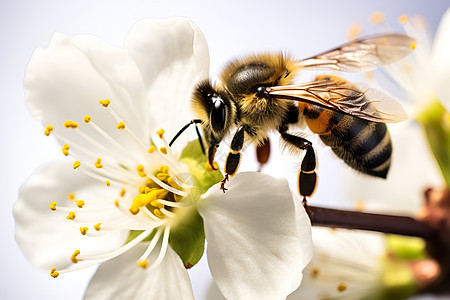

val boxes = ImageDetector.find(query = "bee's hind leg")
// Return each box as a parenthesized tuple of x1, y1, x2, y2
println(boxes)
(279, 131, 318, 208)
(221, 126, 246, 192)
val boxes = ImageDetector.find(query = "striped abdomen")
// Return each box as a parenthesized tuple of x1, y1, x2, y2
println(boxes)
(302, 104, 392, 178)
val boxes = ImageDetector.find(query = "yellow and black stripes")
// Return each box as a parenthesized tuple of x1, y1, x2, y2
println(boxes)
(303, 104, 392, 178)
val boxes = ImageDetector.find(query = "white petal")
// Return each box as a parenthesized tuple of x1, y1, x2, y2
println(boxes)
(14, 160, 128, 269)
(84, 243, 194, 300)
(25, 32, 149, 164)
(432, 8, 450, 110)
(198, 172, 313, 300)
(124, 17, 210, 140)
(288, 228, 386, 300)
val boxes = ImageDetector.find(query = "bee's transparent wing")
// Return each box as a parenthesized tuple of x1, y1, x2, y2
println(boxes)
(268, 77, 408, 123)
(297, 34, 416, 72)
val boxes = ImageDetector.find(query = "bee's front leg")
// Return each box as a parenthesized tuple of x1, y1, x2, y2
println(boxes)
(221, 126, 245, 192)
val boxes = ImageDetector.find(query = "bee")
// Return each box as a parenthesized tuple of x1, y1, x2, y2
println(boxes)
(170, 34, 414, 201)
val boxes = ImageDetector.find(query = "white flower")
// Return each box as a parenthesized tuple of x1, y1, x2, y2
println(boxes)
(14, 17, 313, 300)
(369, 9, 450, 116)
(288, 228, 386, 300)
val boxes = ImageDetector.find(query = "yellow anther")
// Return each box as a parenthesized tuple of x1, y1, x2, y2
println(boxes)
(137, 260, 148, 269)
(157, 129, 165, 139)
(62, 144, 70, 156)
(50, 202, 57, 211)
(64, 120, 78, 129)
(411, 42, 416, 50)
(347, 22, 362, 40)
(138, 171, 147, 177)
(312, 268, 319, 278)
(398, 14, 408, 24)
(154, 208, 164, 218)
(139, 186, 146, 194)
(369, 11, 385, 24)
(76, 200, 85, 208)
(71, 250, 81, 263)
(137, 165, 145, 172)
(157, 172, 169, 181)
(94, 223, 102, 231)
(66, 211, 76, 220)
(148, 146, 156, 153)
(160, 166, 170, 174)
(205, 161, 219, 172)
(355, 199, 365, 211)
(99, 99, 110, 107)
(44, 125, 53, 136)
(83, 115, 91, 123)
(73, 161, 81, 169)
(95, 158, 103, 169)
(114, 200, 119, 207)
(50, 268, 59, 278)
(160, 147, 168, 155)
(105, 180, 111, 187)
(120, 189, 126, 197)
(116, 122, 126, 130)
(68, 193, 75, 200)
(337, 283, 348, 292)
(80, 227, 88, 235)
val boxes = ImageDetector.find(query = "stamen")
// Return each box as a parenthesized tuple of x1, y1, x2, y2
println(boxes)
(160, 147, 168, 155)
(50, 202, 57, 211)
(148, 146, 156, 153)
(398, 14, 408, 24)
(411, 42, 416, 50)
(157, 129, 165, 139)
(50, 268, 59, 278)
(160, 208, 175, 218)
(83, 115, 91, 123)
(99, 99, 110, 107)
(68, 193, 75, 201)
(137, 227, 163, 263)
(73, 161, 81, 169)
(369, 11, 385, 24)
(137, 260, 148, 269)
(95, 158, 103, 169)
(71, 250, 81, 263)
(156, 199, 188, 208)
(80, 227, 88, 235)
(148, 226, 171, 270)
(120, 189, 126, 197)
(66, 211, 76, 220)
(94, 223, 102, 231)
(44, 125, 53, 136)
(105, 181, 111, 187)
(64, 120, 79, 129)
(76, 200, 85, 208)
(337, 283, 348, 292)
(347, 22, 362, 40)
(116, 122, 126, 130)
(62, 144, 70, 156)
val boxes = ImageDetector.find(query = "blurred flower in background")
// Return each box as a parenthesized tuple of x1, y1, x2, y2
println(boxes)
(14, 17, 313, 299)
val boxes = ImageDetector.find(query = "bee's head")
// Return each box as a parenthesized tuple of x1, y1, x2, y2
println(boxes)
(191, 80, 235, 168)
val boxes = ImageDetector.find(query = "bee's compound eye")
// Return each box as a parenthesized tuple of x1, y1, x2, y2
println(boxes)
(210, 97, 226, 132)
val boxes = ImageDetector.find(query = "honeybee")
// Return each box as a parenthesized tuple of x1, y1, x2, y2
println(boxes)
(170, 34, 414, 201)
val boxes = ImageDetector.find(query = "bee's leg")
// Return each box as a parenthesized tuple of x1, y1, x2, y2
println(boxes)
(280, 132, 318, 207)
(221, 126, 245, 192)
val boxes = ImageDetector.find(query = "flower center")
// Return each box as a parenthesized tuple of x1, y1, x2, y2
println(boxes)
(44, 99, 198, 277)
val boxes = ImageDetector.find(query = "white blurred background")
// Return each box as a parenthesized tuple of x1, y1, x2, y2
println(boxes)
(1, 0, 449, 299)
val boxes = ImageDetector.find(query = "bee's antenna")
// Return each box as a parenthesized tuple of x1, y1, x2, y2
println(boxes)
(169, 119, 205, 154)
